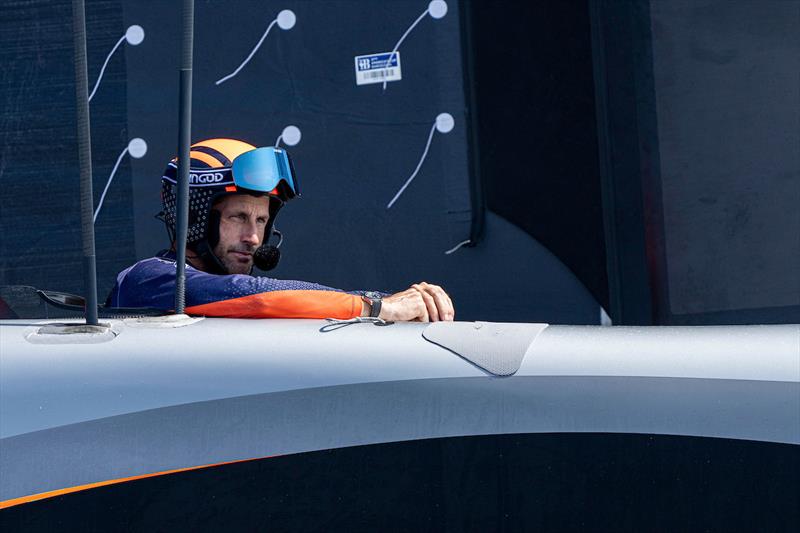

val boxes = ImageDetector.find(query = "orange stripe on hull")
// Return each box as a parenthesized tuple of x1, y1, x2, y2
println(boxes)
(0, 456, 272, 510)
(186, 290, 362, 319)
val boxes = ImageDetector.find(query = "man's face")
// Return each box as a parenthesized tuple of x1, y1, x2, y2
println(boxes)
(211, 194, 270, 274)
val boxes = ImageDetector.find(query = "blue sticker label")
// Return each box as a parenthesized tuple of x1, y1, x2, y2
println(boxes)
(354, 52, 402, 85)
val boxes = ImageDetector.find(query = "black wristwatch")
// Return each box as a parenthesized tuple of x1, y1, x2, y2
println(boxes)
(361, 291, 383, 318)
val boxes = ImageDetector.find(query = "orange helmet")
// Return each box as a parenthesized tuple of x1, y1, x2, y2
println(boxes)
(159, 138, 299, 272)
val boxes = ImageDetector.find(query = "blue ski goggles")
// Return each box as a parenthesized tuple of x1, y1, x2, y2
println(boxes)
(231, 147, 299, 201)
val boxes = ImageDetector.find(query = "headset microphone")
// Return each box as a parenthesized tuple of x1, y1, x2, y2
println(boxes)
(253, 228, 283, 271)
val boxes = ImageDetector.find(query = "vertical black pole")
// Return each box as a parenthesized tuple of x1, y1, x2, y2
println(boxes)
(72, 0, 99, 325)
(175, 0, 194, 314)
(459, 0, 486, 247)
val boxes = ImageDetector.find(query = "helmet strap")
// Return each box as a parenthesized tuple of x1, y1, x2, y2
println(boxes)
(193, 238, 228, 275)
(187, 209, 226, 274)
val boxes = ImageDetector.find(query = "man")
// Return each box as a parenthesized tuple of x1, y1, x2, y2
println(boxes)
(109, 138, 454, 322)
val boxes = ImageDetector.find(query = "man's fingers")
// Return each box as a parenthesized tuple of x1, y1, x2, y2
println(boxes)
(412, 284, 439, 322)
(421, 283, 451, 321)
(412, 284, 438, 322)
(429, 283, 454, 321)
(384, 283, 454, 322)
(433, 289, 453, 321)
(416, 282, 454, 321)
(415, 290, 430, 322)
(445, 292, 454, 320)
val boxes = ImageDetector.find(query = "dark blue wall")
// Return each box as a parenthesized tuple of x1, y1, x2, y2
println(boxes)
(0, 0, 135, 300)
(6, 1, 794, 325)
(0, 0, 601, 324)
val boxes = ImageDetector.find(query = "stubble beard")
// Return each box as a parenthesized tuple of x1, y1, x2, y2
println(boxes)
(215, 245, 254, 275)
(223, 256, 252, 275)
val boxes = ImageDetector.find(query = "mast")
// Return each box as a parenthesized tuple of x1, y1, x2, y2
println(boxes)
(71, 0, 99, 325)
(175, 0, 194, 314)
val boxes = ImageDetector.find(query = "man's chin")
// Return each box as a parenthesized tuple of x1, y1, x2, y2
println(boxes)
(223, 258, 253, 275)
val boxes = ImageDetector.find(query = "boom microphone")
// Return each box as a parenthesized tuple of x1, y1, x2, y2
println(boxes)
(253, 228, 284, 271)
(253, 245, 280, 271)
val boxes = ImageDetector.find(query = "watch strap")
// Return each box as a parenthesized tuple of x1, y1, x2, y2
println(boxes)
(362, 292, 382, 318)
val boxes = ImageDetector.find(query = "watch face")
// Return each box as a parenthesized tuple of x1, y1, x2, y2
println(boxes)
(364, 291, 382, 300)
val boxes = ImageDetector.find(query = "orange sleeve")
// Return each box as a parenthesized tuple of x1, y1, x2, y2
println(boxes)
(185, 290, 362, 319)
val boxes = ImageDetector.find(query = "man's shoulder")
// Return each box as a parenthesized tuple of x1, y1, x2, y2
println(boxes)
(112, 253, 186, 291)
(109, 253, 183, 308)
(120, 254, 176, 276)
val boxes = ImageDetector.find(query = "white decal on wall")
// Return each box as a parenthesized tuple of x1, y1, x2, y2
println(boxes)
(275, 125, 302, 148)
(444, 239, 470, 255)
(88, 25, 144, 102)
(382, 0, 447, 91)
(94, 138, 147, 223)
(215, 9, 296, 86)
(386, 113, 454, 209)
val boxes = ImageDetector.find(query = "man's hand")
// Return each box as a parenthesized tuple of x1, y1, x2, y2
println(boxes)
(378, 282, 455, 322)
